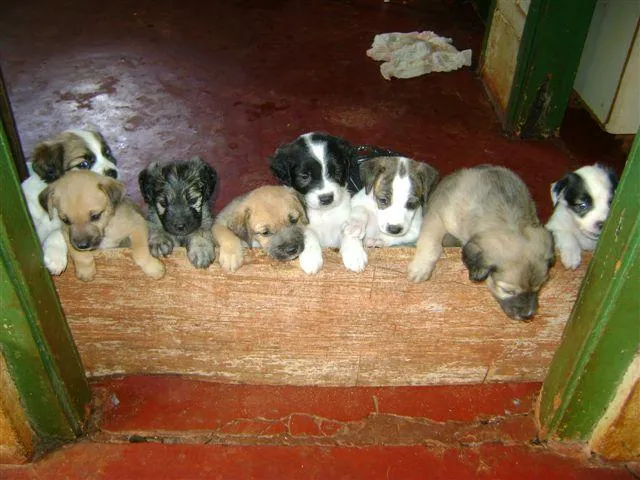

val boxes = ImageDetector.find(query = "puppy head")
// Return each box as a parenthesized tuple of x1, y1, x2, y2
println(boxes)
(360, 156, 439, 236)
(138, 157, 218, 236)
(38, 170, 124, 251)
(462, 225, 554, 321)
(228, 186, 308, 261)
(269, 132, 353, 210)
(551, 164, 618, 239)
(31, 129, 118, 183)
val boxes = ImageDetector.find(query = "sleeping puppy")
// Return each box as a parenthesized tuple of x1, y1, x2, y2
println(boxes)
(212, 185, 308, 272)
(546, 164, 618, 269)
(38, 170, 165, 282)
(269, 132, 367, 274)
(21, 129, 119, 275)
(408, 165, 554, 321)
(344, 156, 439, 253)
(138, 157, 218, 269)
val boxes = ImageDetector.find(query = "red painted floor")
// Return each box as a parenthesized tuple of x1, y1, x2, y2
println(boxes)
(0, 0, 632, 477)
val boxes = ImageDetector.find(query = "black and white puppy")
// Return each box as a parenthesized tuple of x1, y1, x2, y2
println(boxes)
(269, 132, 367, 273)
(138, 157, 218, 269)
(21, 129, 119, 275)
(546, 164, 618, 269)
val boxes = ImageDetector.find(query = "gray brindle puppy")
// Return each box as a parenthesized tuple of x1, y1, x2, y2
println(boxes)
(139, 157, 218, 268)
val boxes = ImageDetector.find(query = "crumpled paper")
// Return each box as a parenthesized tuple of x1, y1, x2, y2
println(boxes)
(367, 31, 472, 80)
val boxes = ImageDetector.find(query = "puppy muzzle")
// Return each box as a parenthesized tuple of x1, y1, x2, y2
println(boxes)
(71, 233, 102, 251)
(267, 226, 305, 261)
(497, 292, 538, 322)
(162, 209, 200, 236)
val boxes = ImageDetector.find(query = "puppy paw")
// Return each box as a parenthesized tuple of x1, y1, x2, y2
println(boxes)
(149, 233, 174, 258)
(187, 238, 215, 269)
(343, 220, 366, 240)
(299, 247, 323, 275)
(219, 245, 244, 273)
(43, 246, 68, 275)
(560, 247, 581, 270)
(341, 240, 368, 273)
(142, 257, 166, 280)
(75, 264, 96, 282)
(407, 260, 435, 283)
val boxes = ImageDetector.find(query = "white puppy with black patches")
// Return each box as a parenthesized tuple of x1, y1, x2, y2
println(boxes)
(269, 132, 367, 273)
(21, 129, 119, 275)
(344, 156, 439, 258)
(546, 163, 618, 269)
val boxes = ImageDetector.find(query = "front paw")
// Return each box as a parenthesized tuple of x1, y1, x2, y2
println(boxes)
(149, 232, 174, 258)
(344, 220, 367, 240)
(219, 245, 244, 272)
(75, 263, 96, 282)
(141, 257, 166, 280)
(43, 245, 68, 275)
(341, 240, 368, 272)
(299, 247, 323, 275)
(560, 246, 581, 270)
(187, 238, 215, 269)
(407, 259, 435, 283)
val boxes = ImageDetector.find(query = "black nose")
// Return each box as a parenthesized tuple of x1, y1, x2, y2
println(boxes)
(387, 224, 402, 235)
(318, 193, 334, 206)
(595, 221, 604, 231)
(73, 240, 92, 250)
(104, 169, 118, 179)
(174, 223, 186, 232)
(286, 244, 300, 256)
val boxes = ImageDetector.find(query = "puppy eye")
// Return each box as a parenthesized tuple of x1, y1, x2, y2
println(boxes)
(103, 147, 113, 159)
(502, 288, 517, 297)
(61, 217, 71, 225)
(298, 172, 311, 184)
(574, 202, 588, 211)
(289, 216, 299, 224)
(78, 160, 91, 169)
(377, 197, 389, 207)
(188, 197, 199, 206)
(90, 211, 103, 222)
(406, 200, 419, 210)
(158, 199, 167, 208)
(259, 229, 272, 237)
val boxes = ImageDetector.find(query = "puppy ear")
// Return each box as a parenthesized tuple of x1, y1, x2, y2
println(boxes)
(99, 178, 125, 207)
(38, 185, 56, 220)
(462, 237, 495, 282)
(269, 148, 294, 186)
(414, 161, 439, 204)
(138, 163, 161, 205)
(193, 158, 218, 201)
(291, 189, 309, 225)
(330, 136, 355, 165)
(31, 142, 66, 183)
(228, 206, 251, 244)
(359, 158, 386, 194)
(550, 173, 577, 206)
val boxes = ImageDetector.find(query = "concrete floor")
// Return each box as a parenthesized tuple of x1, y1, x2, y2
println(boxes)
(0, 0, 631, 477)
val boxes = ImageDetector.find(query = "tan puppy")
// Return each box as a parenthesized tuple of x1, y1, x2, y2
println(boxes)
(213, 185, 308, 272)
(39, 170, 165, 282)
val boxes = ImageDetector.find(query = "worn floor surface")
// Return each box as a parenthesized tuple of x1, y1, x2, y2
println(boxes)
(0, 0, 631, 478)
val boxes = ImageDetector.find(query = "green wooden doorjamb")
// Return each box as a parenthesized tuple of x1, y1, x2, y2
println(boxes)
(538, 131, 640, 440)
(505, 0, 597, 138)
(0, 101, 91, 453)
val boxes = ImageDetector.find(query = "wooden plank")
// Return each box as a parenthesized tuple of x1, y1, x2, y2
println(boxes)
(53, 247, 587, 386)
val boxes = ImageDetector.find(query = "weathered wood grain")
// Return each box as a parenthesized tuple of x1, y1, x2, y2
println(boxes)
(53, 248, 588, 386)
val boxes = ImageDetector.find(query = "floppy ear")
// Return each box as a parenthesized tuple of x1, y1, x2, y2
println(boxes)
(290, 189, 309, 225)
(192, 158, 218, 201)
(227, 205, 251, 243)
(269, 147, 295, 186)
(359, 158, 386, 194)
(99, 178, 125, 207)
(462, 237, 495, 282)
(138, 163, 161, 205)
(329, 136, 355, 165)
(31, 142, 66, 183)
(38, 184, 56, 220)
(550, 173, 578, 206)
(414, 161, 439, 204)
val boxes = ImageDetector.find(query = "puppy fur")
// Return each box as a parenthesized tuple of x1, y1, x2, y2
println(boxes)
(21, 129, 119, 275)
(38, 170, 164, 282)
(408, 165, 554, 321)
(546, 164, 618, 269)
(139, 157, 218, 269)
(269, 132, 367, 274)
(212, 185, 308, 272)
(345, 156, 439, 253)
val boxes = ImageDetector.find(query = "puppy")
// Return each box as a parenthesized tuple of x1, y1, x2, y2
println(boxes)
(38, 170, 165, 282)
(546, 164, 618, 269)
(21, 129, 119, 275)
(269, 132, 367, 274)
(344, 156, 439, 253)
(212, 185, 308, 272)
(138, 157, 218, 269)
(408, 165, 554, 321)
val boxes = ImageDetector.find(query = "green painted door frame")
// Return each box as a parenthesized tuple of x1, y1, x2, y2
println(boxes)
(0, 82, 91, 456)
(538, 132, 640, 440)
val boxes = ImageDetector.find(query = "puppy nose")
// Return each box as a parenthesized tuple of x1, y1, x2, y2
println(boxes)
(73, 239, 92, 250)
(595, 221, 604, 231)
(387, 224, 402, 235)
(104, 169, 118, 179)
(175, 223, 186, 232)
(318, 193, 334, 206)
(286, 244, 300, 256)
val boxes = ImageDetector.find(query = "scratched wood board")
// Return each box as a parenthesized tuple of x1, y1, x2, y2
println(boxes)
(52, 248, 587, 386)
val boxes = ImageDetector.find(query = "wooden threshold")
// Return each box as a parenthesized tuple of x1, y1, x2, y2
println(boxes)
(53, 248, 587, 386)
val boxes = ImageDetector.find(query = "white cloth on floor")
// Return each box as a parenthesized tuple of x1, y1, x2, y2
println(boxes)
(366, 31, 472, 80)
